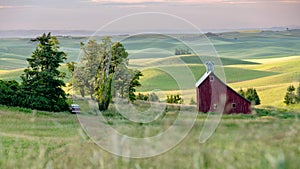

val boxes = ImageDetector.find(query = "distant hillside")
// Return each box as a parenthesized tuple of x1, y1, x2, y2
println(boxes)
(1, 30, 300, 70)
(210, 29, 300, 59)
(0, 30, 95, 38)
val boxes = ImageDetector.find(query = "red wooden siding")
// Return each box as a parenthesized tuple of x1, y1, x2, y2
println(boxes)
(196, 73, 251, 114)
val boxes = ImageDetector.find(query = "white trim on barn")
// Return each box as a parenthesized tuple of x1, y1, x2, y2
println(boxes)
(195, 71, 212, 87)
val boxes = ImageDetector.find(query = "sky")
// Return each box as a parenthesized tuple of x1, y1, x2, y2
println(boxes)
(0, 0, 300, 31)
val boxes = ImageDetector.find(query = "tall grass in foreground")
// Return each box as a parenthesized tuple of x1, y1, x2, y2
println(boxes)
(0, 105, 299, 168)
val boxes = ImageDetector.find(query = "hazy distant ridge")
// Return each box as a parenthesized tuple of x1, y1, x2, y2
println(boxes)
(1, 26, 299, 38)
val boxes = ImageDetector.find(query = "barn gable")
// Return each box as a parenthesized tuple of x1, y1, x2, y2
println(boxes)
(195, 64, 251, 114)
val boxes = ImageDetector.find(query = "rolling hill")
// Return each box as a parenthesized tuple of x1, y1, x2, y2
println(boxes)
(0, 30, 300, 111)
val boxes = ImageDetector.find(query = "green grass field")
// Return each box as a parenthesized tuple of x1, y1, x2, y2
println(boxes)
(137, 65, 277, 91)
(0, 105, 299, 168)
(229, 56, 300, 109)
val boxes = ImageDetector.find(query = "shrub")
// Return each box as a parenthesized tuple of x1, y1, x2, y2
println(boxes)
(0, 80, 20, 107)
(190, 98, 197, 105)
(166, 94, 183, 104)
(149, 93, 159, 102)
(137, 93, 149, 101)
(136, 93, 159, 102)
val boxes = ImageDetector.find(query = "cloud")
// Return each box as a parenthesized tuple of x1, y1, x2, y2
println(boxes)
(85, 0, 260, 7)
(279, 0, 300, 3)
(87, 0, 300, 5)
(90, 0, 167, 2)
(88, 0, 255, 4)
(0, 6, 14, 9)
(0, 5, 34, 9)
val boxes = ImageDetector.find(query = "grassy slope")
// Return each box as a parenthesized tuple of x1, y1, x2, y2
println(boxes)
(0, 37, 85, 70)
(137, 65, 277, 91)
(0, 65, 71, 83)
(210, 29, 300, 59)
(135, 54, 260, 66)
(0, 69, 23, 82)
(229, 56, 300, 110)
(0, 38, 32, 70)
(0, 106, 299, 168)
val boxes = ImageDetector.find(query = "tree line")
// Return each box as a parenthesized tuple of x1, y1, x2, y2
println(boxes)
(0, 33, 142, 112)
(174, 48, 192, 55)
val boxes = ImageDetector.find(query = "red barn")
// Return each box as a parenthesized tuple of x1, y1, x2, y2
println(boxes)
(195, 62, 251, 114)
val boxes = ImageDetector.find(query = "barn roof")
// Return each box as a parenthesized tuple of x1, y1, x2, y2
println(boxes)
(195, 71, 211, 87)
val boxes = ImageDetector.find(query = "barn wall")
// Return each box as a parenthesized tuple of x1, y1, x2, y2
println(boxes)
(196, 73, 251, 114)
(196, 77, 212, 113)
(225, 87, 252, 114)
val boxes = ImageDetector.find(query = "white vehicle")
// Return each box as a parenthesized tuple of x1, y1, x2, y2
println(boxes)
(70, 104, 80, 114)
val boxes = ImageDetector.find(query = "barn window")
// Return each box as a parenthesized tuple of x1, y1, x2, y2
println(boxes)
(232, 103, 236, 108)
(210, 76, 214, 82)
(213, 104, 217, 109)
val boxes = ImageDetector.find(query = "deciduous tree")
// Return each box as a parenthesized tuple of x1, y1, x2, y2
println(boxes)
(78, 40, 102, 99)
(94, 37, 123, 111)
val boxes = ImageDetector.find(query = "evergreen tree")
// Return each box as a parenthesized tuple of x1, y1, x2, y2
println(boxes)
(296, 83, 300, 103)
(21, 33, 68, 111)
(111, 42, 130, 98)
(238, 88, 261, 105)
(128, 70, 143, 102)
(245, 88, 261, 105)
(238, 88, 246, 97)
(110, 42, 128, 73)
(284, 85, 296, 105)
